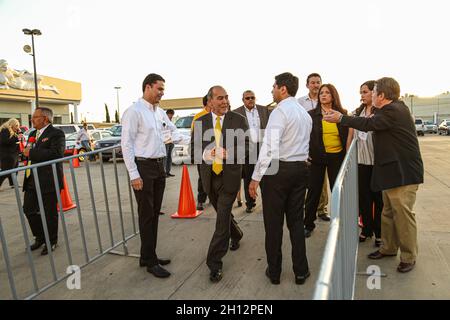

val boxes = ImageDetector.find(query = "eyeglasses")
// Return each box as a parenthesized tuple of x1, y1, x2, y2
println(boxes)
(244, 96, 255, 100)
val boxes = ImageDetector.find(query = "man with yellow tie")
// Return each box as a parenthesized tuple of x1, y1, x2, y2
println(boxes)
(190, 85, 249, 283)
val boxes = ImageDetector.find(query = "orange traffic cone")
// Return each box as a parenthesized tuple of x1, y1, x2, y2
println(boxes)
(171, 165, 203, 219)
(72, 148, 80, 168)
(57, 175, 77, 212)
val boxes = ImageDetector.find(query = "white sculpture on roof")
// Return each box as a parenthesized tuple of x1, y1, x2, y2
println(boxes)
(0, 59, 59, 94)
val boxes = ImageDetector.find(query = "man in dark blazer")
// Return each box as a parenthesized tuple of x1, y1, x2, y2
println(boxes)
(234, 90, 270, 213)
(324, 77, 423, 273)
(23, 107, 65, 255)
(191, 85, 249, 282)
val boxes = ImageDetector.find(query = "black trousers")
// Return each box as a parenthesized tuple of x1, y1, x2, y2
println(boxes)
(242, 163, 256, 208)
(305, 151, 345, 231)
(206, 173, 243, 272)
(197, 164, 208, 203)
(163, 143, 174, 174)
(0, 156, 19, 187)
(261, 161, 309, 277)
(358, 164, 383, 238)
(133, 159, 166, 267)
(23, 188, 59, 244)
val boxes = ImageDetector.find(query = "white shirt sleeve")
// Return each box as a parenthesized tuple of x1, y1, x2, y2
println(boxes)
(121, 108, 141, 180)
(164, 112, 190, 145)
(252, 109, 286, 182)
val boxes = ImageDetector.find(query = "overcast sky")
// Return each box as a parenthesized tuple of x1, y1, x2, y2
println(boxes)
(1, 0, 449, 121)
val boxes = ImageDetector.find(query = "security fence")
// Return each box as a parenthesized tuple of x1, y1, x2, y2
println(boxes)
(0, 146, 139, 300)
(313, 140, 359, 300)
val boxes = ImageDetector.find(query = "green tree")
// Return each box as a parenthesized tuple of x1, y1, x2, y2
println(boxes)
(115, 110, 120, 123)
(105, 103, 111, 123)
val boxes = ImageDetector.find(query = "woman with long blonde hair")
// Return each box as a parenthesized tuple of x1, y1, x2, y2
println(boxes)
(0, 118, 21, 189)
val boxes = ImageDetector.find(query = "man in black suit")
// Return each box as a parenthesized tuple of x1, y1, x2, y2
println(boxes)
(23, 107, 65, 255)
(234, 90, 270, 213)
(324, 77, 424, 273)
(191, 85, 249, 282)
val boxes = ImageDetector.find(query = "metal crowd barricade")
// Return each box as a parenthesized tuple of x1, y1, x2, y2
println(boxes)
(0, 145, 139, 300)
(313, 139, 359, 300)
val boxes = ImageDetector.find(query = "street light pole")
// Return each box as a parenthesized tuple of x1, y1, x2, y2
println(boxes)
(22, 28, 42, 108)
(114, 86, 121, 123)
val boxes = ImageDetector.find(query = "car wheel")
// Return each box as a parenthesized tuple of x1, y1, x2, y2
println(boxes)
(102, 156, 110, 163)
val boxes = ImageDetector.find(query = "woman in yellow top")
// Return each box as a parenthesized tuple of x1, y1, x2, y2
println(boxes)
(304, 84, 352, 237)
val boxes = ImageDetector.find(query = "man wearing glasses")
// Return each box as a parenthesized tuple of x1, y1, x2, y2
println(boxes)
(235, 90, 270, 213)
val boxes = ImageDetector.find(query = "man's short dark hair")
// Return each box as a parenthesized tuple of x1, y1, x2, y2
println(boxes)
(306, 73, 322, 85)
(166, 109, 175, 115)
(275, 72, 299, 97)
(202, 95, 208, 107)
(142, 73, 165, 93)
(375, 77, 400, 101)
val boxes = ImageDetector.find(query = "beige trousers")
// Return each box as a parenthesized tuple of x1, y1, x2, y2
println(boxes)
(380, 184, 419, 263)
(317, 171, 329, 213)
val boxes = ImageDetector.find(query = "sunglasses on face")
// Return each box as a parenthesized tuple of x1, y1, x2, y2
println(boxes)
(244, 96, 255, 100)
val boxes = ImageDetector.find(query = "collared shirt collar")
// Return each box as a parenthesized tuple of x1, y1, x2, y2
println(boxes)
(139, 97, 159, 111)
(278, 96, 297, 108)
(244, 105, 257, 113)
(38, 123, 51, 136)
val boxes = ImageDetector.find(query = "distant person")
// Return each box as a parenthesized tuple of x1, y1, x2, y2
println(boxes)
(191, 95, 211, 211)
(304, 84, 351, 238)
(76, 122, 94, 161)
(347, 80, 383, 246)
(249, 72, 312, 285)
(191, 85, 249, 283)
(23, 107, 65, 255)
(298, 73, 329, 221)
(163, 109, 175, 177)
(324, 77, 424, 273)
(235, 90, 270, 213)
(0, 118, 21, 189)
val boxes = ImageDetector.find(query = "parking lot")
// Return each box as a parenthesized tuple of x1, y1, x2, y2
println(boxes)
(1, 135, 450, 299)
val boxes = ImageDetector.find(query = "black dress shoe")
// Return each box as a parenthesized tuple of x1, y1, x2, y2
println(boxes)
(368, 250, 397, 260)
(147, 265, 171, 278)
(245, 206, 254, 213)
(265, 267, 280, 285)
(167, 173, 175, 177)
(29, 240, 45, 251)
(304, 228, 313, 238)
(140, 258, 171, 267)
(295, 270, 310, 285)
(230, 240, 240, 251)
(159, 211, 165, 215)
(318, 213, 331, 221)
(237, 201, 243, 207)
(196, 202, 204, 211)
(209, 269, 223, 282)
(41, 243, 57, 256)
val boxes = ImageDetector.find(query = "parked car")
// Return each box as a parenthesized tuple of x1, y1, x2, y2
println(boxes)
(424, 120, 438, 134)
(65, 129, 112, 160)
(173, 115, 193, 159)
(415, 118, 425, 136)
(438, 120, 450, 135)
(53, 123, 96, 137)
(94, 124, 122, 162)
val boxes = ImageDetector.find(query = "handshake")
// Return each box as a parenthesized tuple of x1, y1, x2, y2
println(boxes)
(204, 146, 228, 162)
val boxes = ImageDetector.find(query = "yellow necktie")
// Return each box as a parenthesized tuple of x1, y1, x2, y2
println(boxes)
(212, 116, 223, 175)
(25, 130, 40, 178)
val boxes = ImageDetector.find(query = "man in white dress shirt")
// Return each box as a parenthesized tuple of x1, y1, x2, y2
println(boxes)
(121, 73, 188, 278)
(249, 72, 312, 285)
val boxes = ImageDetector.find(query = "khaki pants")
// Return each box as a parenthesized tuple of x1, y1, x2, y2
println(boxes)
(317, 171, 328, 214)
(380, 184, 419, 263)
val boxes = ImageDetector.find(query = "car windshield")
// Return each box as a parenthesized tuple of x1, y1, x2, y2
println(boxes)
(415, 119, 423, 124)
(175, 116, 193, 129)
(109, 125, 122, 136)
(66, 133, 78, 141)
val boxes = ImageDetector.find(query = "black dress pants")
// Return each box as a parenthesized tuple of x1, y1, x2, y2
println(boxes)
(305, 151, 345, 231)
(133, 159, 166, 267)
(23, 188, 59, 244)
(206, 173, 243, 272)
(261, 161, 309, 277)
(358, 164, 383, 238)
(242, 163, 256, 208)
(0, 155, 19, 187)
(197, 164, 208, 203)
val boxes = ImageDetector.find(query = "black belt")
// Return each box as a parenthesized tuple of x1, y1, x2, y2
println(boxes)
(135, 157, 164, 162)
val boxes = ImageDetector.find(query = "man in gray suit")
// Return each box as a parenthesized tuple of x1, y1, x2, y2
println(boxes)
(234, 90, 270, 213)
(191, 85, 249, 283)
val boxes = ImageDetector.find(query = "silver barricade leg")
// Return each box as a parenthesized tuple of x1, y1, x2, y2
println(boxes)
(99, 151, 115, 248)
(69, 160, 90, 263)
(0, 216, 18, 300)
(52, 164, 73, 267)
(12, 173, 39, 294)
(32, 168, 58, 282)
(84, 160, 103, 253)
(126, 170, 137, 234)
